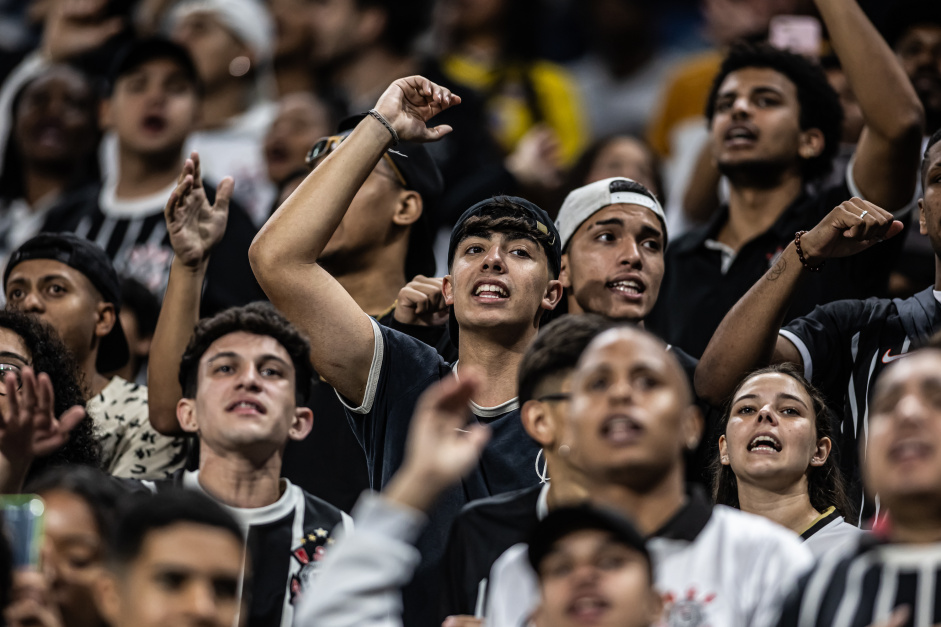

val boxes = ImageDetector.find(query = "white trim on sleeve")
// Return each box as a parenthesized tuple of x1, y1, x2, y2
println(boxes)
(335, 316, 384, 415)
(778, 329, 813, 381)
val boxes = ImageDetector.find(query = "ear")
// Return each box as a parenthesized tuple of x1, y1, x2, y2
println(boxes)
(288, 406, 314, 441)
(177, 398, 199, 434)
(94, 571, 121, 626)
(95, 302, 117, 339)
(391, 191, 422, 227)
(559, 253, 573, 289)
(521, 399, 556, 446)
(442, 275, 454, 306)
(810, 436, 832, 467)
(681, 405, 704, 452)
(99, 98, 114, 130)
(541, 279, 564, 312)
(919, 198, 927, 235)
(797, 128, 825, 160)
(718, 434, 730, 465)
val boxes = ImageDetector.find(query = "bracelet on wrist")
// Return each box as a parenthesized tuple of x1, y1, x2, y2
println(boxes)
(367, 108, 399, 146)
(794, 230, 825, 272)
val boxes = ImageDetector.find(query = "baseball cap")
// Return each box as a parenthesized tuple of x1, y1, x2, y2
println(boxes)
(168, 0, 275, 65)
(445, 196, 562, 343)
(527, 504, 651, 576)
(4, 233, 130, 373)
(556, 178, 667, 251)
(107, 37, 200, 96)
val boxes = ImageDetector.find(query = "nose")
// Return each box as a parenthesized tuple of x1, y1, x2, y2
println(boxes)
(235, 365, 262, 391)
(730, 96, 751, 120)
(892, 392, 926, 427)
(757, 404, 778, 425)
(183, 580, 218, 620)
(20, 290, 44, 314)
(618, 238, 643, 268)
(480, 245, 505, 273)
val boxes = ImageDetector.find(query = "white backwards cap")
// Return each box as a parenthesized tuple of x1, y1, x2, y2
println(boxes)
(169, 0, 275, 65)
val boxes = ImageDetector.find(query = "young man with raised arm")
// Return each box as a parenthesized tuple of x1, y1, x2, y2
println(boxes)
(249, 75, 563, 626)
(697, 132, 941, 520)
(649, 0, 925, 358)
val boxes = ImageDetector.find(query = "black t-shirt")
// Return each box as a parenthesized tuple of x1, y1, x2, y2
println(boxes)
(649, 180, 908, 358)
(342, 319, 542, 627)
(43, 182, 265, 315)
(781, 287, 941, 521)
(440, 484, 544, 620)
(123, 469, 350, 627)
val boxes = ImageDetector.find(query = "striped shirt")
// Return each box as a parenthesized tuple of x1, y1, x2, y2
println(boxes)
(780, 288, 941, 522)
(777, 537, 941, 627)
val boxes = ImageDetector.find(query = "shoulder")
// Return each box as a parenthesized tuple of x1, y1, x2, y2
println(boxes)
(457, 485, 542, 526)
(710, 506, 809, 551)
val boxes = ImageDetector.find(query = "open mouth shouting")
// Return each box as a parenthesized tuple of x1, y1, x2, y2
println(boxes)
(567, 594, 610, 622)
(724, 123, 758, 147)
(141, 112, 168, 134)
(601, 414, 643, 445)
(473, 280, 509, 301)
(747, 433, 782, 454)
(227, 398, 267, 415)
(606, 275, 645, 301)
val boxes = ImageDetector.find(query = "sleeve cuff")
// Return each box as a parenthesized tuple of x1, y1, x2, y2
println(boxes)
(778, 329, 813, 381)
(335, 316, 384, 414)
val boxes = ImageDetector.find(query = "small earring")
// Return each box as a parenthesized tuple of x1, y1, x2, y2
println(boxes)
(721, 455, 729, 463)
(558, 445, 570, 457)
(229, 56, 251, 77)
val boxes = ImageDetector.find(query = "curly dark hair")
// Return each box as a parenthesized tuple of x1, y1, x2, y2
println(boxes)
(0, 310, 102, 478)
(712, 363, 854, 521)
(178, 302, 314, 405)
(705, 42, 843, 182)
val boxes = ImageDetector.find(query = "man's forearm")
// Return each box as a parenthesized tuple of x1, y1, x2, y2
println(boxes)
(147, 257, 207, 435)
(695, 243, 805, 405)
(250, 116, 394, 276)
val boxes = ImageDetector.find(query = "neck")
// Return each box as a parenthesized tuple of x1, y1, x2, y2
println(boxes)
(736, 478, 820, 535)
(321, 245, 408, 317)
(584, 464, 687, 535)
(331, 47, 417, 111)
(887, 498, 941, 544)
(79, 351, 111, 398)
(456, 325, 537, 406)
(197, 445, 283, 509)
(199, 79, 251, 130)
(274, 56, 316, 96)
(115, 144, 182, 199)
(22, 166, 66, 206)
(544, 455, 592, 510)
(720, 171, 804, 252)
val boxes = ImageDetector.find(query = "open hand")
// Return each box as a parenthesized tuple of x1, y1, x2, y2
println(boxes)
(394, 276, 450, 327)
(165, 152, 231, 268)
(373, 76, 462, 144)
(798, 198, 904, 266)
(41, 0, 125, 62)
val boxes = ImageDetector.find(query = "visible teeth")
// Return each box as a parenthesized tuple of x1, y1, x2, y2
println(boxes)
(475, 284, 508, 297)
(729, 128, 753, 139)
(749, 435, 779, 451)
(609, 280, 642, 294)
(235, 402, 260, 410)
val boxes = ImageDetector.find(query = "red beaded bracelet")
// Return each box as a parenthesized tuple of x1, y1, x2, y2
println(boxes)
(794, 230, 824, 272)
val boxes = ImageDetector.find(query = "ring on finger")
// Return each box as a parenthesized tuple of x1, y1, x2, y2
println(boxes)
(859, 210, 869, 220)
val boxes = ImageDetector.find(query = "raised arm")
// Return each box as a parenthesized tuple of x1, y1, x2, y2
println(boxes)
(148, 153, 231, 435)
(695, 198, 902, 406)
(817, 0, 925, 210)
(249, 76, 459, 404)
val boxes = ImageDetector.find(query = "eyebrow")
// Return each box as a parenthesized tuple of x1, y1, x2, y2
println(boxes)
(0, 351, 28, 364)
(206, 352, 290, 367)
(733, 392, 809, 409)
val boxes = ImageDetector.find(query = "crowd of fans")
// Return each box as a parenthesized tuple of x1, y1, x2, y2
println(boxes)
(0, 0, 937, 625)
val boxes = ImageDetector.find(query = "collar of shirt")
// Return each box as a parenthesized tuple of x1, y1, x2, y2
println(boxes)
(651, 485, 714, 542)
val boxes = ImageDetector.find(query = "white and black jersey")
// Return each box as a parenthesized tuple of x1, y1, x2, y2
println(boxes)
(780, 288, 941, 521)
(486, 488, 814, 627)
(129, 469, 353, 627)
(777, 536, 941, 627)
(801, 507, 865, 559)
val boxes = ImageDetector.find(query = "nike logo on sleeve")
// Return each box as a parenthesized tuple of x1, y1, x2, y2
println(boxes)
(882, 349, 910, 364)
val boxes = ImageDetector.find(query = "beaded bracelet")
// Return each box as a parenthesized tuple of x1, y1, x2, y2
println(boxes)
(794, 230, 824, 272)
(367, 108, 399, 146)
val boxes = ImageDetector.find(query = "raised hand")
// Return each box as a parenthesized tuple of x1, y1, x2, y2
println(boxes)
(0, 367, 86, 492)
(798, 197, 905, 266)
(373, 76, 462, 144)
(394, 276, 450, 327)
(41, 0, 125, 62)
(384, 373, 490, 513)
(164, 152, 232, 268)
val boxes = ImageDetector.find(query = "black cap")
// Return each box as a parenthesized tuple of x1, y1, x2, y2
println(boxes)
(527, 504, 651, 575)
(446, 196, 562, 344)
(4, 233, 130, 373)
(106, 37, 200, 96)
(335, 115, 443, 278)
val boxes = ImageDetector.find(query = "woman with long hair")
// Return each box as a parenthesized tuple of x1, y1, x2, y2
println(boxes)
(714, 363, 862, 556)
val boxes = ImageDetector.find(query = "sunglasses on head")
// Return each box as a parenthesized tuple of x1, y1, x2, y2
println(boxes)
(306, 135, 407, 187)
